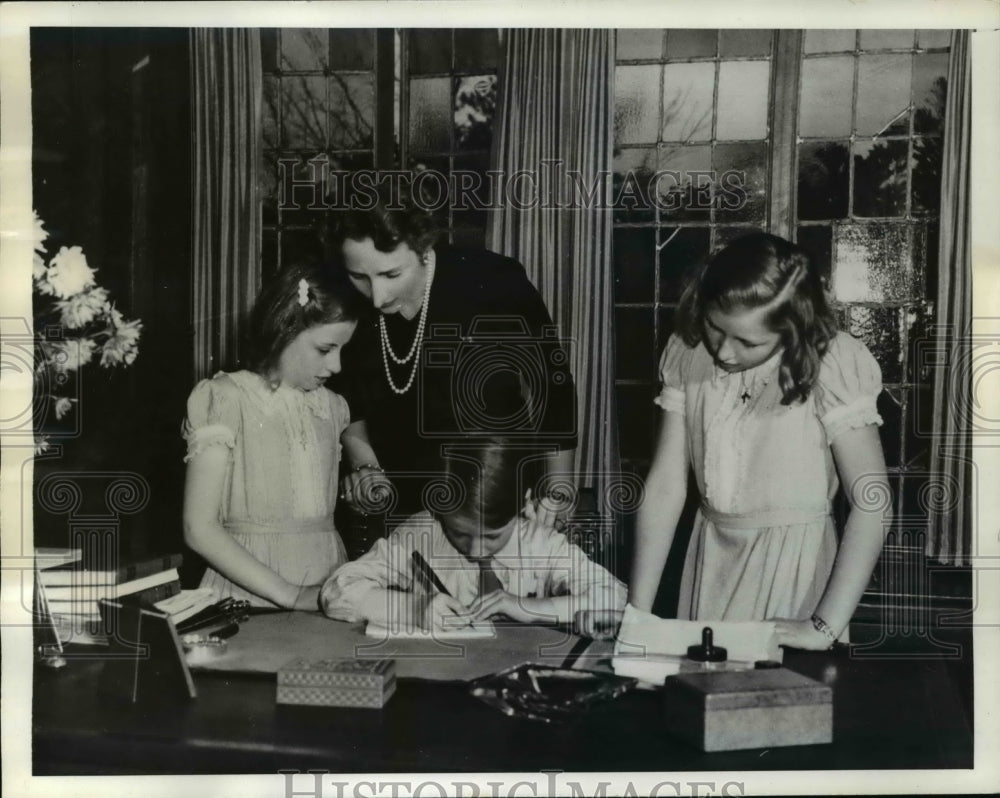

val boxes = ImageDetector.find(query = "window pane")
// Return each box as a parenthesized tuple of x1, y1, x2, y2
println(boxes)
(913, 53, 948, 134)
(662, 62, 714, 142)
(859, 30, 915, 50)
(856, 54, 912, 136)
(615, 65, 661, 145)
(261, 29, 278, 71)
(718, 29, 772, 57)
(279, 154, 329, 228)
(917, 29, 951, 49)
(656, 143, 712, 222)
(617, 384, 657, 461)
(454, 74, 497, 151)
(804, 30, 855, 53)
(659, 226, 709, 302)
(853, 139, 908, 217)
(796, 225, 833, 283)
(329, 74, 375, 150)
(841, 304, 903, 383)
(409, 29, 451, 74)
(280, 29, 328, 71)
(261, 155, 279, 225)
(328, 29, 374, 71)
(665, 29, 716, 59)
(263, 76, 280, 149)
(613, 227, 656, 303)
(714, 142, 767, 222)
(613, 147, 657, 224)
(717, 60, 769, 140)
(834, 223, 914, 304)
(452, 152, 492, 210)
(615, 307, 656, 380)
(408, 77, 451, 152)
(617, 29, 663, 60)
(799, 56, 853, 137)
(454, 29, 499, 70)
(912, 137, 943, 214)
(281, 76, 327, 149)
(797, 141, 849, 220)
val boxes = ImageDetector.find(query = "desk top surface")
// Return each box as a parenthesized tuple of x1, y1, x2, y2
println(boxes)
(33, 623, 974, 776)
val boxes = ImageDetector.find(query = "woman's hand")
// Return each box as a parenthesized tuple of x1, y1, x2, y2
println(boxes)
(771, 617, 836, 651)
(418, 592, 474, 633)
(522, 488, 572, 541)
(573, 609, 624, 640)
(339, 466, 393, 514)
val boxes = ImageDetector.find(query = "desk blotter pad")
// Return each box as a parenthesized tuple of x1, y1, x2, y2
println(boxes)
(189, 611, 587, 682)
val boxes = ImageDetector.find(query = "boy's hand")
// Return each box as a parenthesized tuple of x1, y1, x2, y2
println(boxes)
(471, 590, 540, 624)
(418, 592, 474, 632)
(573, 609, 623, 640)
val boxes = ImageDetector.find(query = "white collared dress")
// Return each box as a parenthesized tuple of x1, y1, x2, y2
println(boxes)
(182, 370, 350, 606)
(656, 331, 883, 623)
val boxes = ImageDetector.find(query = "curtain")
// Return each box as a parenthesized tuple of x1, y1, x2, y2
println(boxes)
(190, 29, 262, 379)
(926, 31, 972, 565)
(488, 29, 619, 499)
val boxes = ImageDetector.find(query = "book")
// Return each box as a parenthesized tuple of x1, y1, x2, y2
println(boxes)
(34, 547, 83, 570)
(44, 579, 181, 617)
(153, 588, 217, 625)
(38, 552, 183, 587)
(41, 569, 180, 602)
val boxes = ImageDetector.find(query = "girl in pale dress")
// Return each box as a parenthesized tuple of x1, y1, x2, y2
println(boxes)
(629, 233, 891, 650)
(182, 263, 364, 609)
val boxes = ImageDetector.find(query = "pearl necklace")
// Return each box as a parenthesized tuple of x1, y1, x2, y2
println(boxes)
(378, 250, 435, 395)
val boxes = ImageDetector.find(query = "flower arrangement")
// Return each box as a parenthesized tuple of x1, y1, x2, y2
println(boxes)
(32, 211, 143, 454)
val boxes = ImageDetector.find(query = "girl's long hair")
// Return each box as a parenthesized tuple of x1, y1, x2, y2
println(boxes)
(245, 261, 368, 376)
(675, 233, 838, 405)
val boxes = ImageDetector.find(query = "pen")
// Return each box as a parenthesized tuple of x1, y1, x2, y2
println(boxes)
(411, 551, 452, 597)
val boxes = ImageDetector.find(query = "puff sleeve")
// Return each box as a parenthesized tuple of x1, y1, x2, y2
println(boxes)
(654, 334, 689, 414)
(815, 333, 884, 443)
(181, 374, 241, 462)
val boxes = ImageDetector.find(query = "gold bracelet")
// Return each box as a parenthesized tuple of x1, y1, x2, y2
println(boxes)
(810, 613, 839, 648)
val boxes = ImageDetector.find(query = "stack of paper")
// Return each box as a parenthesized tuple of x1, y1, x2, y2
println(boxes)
(611, 604, 782, 685)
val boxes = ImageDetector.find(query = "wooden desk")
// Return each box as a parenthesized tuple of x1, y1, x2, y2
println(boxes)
(33, 626, 973, 775)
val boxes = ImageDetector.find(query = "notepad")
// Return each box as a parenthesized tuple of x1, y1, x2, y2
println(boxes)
(365, 619, 496, 639)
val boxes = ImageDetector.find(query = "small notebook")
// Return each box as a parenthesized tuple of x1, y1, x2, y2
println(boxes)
(365, 619, 496, 639)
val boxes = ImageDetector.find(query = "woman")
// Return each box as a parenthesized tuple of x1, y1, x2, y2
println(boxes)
(326, 190, 577, 527)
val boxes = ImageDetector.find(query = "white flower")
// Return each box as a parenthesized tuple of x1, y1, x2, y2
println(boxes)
(54, 397, 75, 420)
(34, 436, 51, 456)
(33, 253, 47, 282)
(32, 210, 48, 254)
(55, 287, 110, 329)
(48, 338, 97, 372)
(43, 246, 96, 299)
(100, 317, 143, 368)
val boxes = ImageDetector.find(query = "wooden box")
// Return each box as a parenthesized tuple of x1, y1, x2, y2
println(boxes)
(662, 667, 832, 751)
(276, 657, 396, 709)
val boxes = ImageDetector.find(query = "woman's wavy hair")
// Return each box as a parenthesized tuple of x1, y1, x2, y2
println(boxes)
(245, 261, 368, 376)
(675, 232, 838, 405)
(324, 175, 444, 256)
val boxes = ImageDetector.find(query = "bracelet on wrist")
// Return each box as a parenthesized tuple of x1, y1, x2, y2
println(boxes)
(810, 613, 839, 648)
(352, 462, 383, 474)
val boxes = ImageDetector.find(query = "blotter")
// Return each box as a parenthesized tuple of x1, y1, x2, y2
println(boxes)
(612, 603, 781, 684)
(365, 618, 495, 639)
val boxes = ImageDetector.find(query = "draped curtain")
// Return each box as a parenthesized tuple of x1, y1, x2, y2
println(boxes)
(927, 31, 972, 565)
(488, 29, 618, 497)
(190, 29, 262, 379)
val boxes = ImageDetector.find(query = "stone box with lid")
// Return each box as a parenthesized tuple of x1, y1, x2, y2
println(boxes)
(662, 667, 833, 752)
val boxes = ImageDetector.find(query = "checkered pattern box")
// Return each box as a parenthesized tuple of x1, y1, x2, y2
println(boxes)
(276, 657, 396, 708)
